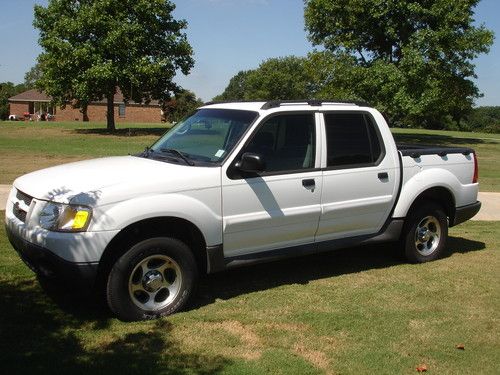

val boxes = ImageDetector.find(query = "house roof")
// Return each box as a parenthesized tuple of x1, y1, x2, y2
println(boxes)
(9, 88, 159, 106)
(8, 89, 52, 102)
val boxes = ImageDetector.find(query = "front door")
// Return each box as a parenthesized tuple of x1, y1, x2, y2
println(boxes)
(222, 112, 322, 257)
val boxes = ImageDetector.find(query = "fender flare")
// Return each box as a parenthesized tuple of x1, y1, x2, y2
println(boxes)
(91, 193, 222, 246)
(393, 168, 458, 219)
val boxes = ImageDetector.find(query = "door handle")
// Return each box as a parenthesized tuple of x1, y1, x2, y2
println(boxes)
(302, 179, 315, 188)
(378, 172, 389, 180)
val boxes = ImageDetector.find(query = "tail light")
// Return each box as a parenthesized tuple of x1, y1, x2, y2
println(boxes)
(472, 152, 479, 183)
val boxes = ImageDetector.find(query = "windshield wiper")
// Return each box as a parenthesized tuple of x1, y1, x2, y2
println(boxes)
(159, 148, 195, 166)
(141, 146, 153, 157)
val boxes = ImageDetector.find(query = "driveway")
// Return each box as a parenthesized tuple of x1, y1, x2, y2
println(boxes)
(1, 185, 10, 211)
(0, 184, 498, 220)
(473, 192, 500, 221)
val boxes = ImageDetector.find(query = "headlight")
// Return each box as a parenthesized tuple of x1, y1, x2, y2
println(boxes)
(39, 202, 92, 232)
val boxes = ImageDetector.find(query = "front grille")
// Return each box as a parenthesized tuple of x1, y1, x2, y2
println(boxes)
(13, 205, 27, 222)
(12, 189, 33, 223)
(16, 190, 33, 206)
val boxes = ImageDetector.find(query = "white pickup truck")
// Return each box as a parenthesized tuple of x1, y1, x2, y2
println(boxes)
(5, 100, 481, 321)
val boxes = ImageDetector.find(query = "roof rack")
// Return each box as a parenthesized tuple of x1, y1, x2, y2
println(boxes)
(203, 100, 265, 106)
(202, 99, 371, 109)
(260, 99, 370, 110)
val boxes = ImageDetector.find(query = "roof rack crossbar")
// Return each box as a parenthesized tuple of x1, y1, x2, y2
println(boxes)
(260, 99, 370, 110)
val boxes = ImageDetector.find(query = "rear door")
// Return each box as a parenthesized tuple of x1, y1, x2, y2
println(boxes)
(317, 111, 398, 241)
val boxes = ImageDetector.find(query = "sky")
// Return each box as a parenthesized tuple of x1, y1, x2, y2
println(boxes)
(0, 0, 498, 105)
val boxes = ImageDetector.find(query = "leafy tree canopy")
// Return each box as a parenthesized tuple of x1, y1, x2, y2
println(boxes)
(304, 0, 494, 128)
(214, 56, 313, 101)
(164, 89, 203, 122)
(24, 62, 44, 89)
(463, 106, 500, 133)
(214, 52, 376, 102)
(213, 70, 253, 101)
(34, 0, 194, 130)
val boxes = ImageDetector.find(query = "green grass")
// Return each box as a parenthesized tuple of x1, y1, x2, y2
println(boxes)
(0, 121, 169, 184)
(1, 121, 498, 191)
(0, 120, 168, 155)
(1, 215, 499, 374)
(1, 122, 498, 373)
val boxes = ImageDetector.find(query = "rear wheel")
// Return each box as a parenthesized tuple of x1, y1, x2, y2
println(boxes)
(402, 202, 448, 263)
(106, 237, 197, 321)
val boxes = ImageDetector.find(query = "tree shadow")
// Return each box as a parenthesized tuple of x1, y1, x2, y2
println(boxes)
(192, 235, 485, 309)
(0, 278, 230, 374)
(72, 127, 170, 137)
(392, 133, 493, 146)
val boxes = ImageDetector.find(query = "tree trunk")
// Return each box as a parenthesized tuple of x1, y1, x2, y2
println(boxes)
(106, 90, 116, 131)
(82, 105, 89, 122)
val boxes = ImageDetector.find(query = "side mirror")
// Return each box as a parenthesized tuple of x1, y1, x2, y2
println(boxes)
(235, 152, 265, 173)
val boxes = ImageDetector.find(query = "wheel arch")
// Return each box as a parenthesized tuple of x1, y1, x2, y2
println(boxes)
(403, 187, 456, 228)
(96, 216, 208, 289)
(393, 167, 463, 223)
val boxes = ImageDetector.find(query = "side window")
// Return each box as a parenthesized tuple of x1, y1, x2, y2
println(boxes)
(244, 113, 316, 173)
(324, 113, 383, 168)
(119, 103, 126, 118)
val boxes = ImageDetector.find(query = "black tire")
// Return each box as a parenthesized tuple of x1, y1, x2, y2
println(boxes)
(402, 202, 448, 263)
(106, 237, 198, 321)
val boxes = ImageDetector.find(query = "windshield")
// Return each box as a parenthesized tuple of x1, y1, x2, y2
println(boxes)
(149, 109, 258, 165)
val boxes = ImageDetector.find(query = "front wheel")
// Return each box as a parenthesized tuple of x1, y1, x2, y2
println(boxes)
(402, 202, 448, 263)
(106, 237, 198, 321)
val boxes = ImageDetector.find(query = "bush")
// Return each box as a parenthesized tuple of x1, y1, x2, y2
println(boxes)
(462, 107, 500, 133)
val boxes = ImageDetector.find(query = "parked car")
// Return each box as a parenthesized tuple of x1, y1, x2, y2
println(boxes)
(5, 100, 481, 321)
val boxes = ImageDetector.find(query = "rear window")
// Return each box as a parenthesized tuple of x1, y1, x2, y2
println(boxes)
(324, 113, 384, 168)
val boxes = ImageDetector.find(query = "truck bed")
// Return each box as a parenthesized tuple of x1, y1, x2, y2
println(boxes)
(397, 143, 474, 158)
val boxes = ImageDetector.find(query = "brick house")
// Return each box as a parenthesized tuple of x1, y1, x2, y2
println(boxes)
(8, 89, 162, 123)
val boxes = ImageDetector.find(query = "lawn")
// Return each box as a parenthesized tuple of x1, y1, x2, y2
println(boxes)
(0, 121, 168, 184)
(1, 215, 498, 374)
(0, 121, 499, 191)
(1, 121, 499, 373)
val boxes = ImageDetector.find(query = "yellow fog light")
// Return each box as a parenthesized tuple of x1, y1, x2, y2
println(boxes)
(72, 210, 90, 230)
(59, 206, 92, 231)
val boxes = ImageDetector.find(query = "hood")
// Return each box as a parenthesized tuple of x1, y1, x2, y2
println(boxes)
(14, 156, 221, 206)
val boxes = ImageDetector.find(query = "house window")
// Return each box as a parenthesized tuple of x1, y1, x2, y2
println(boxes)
(119, 103, 126, 117)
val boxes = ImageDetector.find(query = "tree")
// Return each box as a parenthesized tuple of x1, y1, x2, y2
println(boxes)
(463, 106, 500, 133)
(303, 51, 361, 100)
(34, 0, 194, 131)
(304, 0, 494, 128)
(24, 62, 44, 89)
(213, 70, 252, 101)
(215, 56, 314, 101)
(246, 56, 314, 100)
(163, 90, 204, 122)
